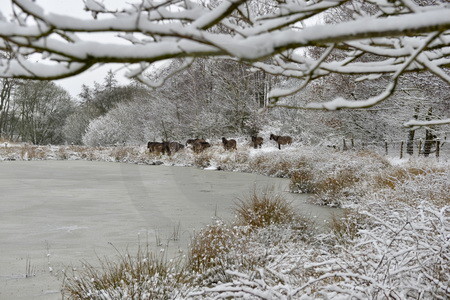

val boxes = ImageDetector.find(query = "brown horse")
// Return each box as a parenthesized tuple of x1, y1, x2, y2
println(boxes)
(222, 137, 237, 151)
(186, 138, 206, 146)
(169, 142, 184, 154)
(193, 141, 211, 153)
(270, 134, 292, 150)
(147, 141, 171, 155)
(148, 142, 163, 154)
(251, 136, 263, 149)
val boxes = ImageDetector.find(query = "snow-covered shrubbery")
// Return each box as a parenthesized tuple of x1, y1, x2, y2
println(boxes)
(120, 172, 446, 299)
(82, 115, 126, 146)
(188, 169, 449, 299)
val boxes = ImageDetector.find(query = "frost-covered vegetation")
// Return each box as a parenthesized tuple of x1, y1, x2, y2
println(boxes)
(61, 172, 448, 299)
(1, 142, 448, 299)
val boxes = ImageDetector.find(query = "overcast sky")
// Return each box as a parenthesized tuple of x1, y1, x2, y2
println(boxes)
(1, 0, 132, 99)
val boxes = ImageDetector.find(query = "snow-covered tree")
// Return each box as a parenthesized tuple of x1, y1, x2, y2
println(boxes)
(82, 113, 124, 146)
(0, 0, 448, 127)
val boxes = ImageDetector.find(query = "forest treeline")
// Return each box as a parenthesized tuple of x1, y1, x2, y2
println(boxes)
(1, 57, 448, 151)
(1, 0, 448, 149)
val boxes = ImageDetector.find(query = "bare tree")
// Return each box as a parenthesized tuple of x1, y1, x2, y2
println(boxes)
(0, 0, 448, 126)
(14, 80, 75, 144)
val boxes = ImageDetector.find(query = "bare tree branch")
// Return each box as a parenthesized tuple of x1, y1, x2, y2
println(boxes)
(0, 0, 448, 123)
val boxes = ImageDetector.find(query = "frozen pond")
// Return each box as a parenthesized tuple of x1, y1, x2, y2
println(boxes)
(0, 160, 337, 299)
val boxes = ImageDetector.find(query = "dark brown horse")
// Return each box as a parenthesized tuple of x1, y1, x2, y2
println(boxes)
(251, 136, 263, 149)
(147, 141, 161, 153)
(147, 141, 171, 155)
(269, 134, 292, 150)
(169, 142, 184, 154)
(186, 138, 206, 146)
(222, 137, 237, 151)
(193, 141, 211, 153)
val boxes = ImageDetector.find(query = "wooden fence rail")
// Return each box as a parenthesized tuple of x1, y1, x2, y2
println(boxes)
(341, 138, 445, 159)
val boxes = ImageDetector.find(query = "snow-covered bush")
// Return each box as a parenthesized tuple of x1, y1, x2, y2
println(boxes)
(188, 219, 251, 284)
(82, 114, 125, 146)
(280, 149, 390, 206)
(191, 170, 449, 299)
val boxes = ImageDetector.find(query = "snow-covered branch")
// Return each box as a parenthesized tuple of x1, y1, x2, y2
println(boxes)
(0, 0, 448, 118)
(404, 118, 450, 128)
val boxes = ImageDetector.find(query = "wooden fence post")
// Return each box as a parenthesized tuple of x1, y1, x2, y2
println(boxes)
(400, 141, 404, 159)
(385, 141, 388, 156)
(351, 138, 354, 149)
(343, 138, 348, 151)
(418, 140, 422, 156)
(436, 140, 440, 158)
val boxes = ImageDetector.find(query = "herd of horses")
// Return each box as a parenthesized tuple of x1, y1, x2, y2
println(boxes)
(147, 134, 293, 155)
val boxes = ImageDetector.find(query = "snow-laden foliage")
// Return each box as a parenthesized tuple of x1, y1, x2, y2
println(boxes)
(82, 114, 126, 146)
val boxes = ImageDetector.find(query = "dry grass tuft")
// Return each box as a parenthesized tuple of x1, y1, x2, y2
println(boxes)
(313, 169, 360, 206)
(234, 189, 298, 228)
(187, 220, 277, 286)
(111, 146, 136, 162)
(57, 147, 69, 160)
(290, 170, 315, 193)
(374, 167, 449, 207)
(372, 166, 443, 190)
(193, 150, 212, 168)
(248, 154, 294, 177)
(20, 145, 46, 160)
(187, 220, 246, 275)
(0, 145, 20, 160)
(234, 149, 250, 164)
(63, 246, 187, 299)
(329, 209, 367, 244)
(67, 145, 92, 159)
(356, 150, 390, 167)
